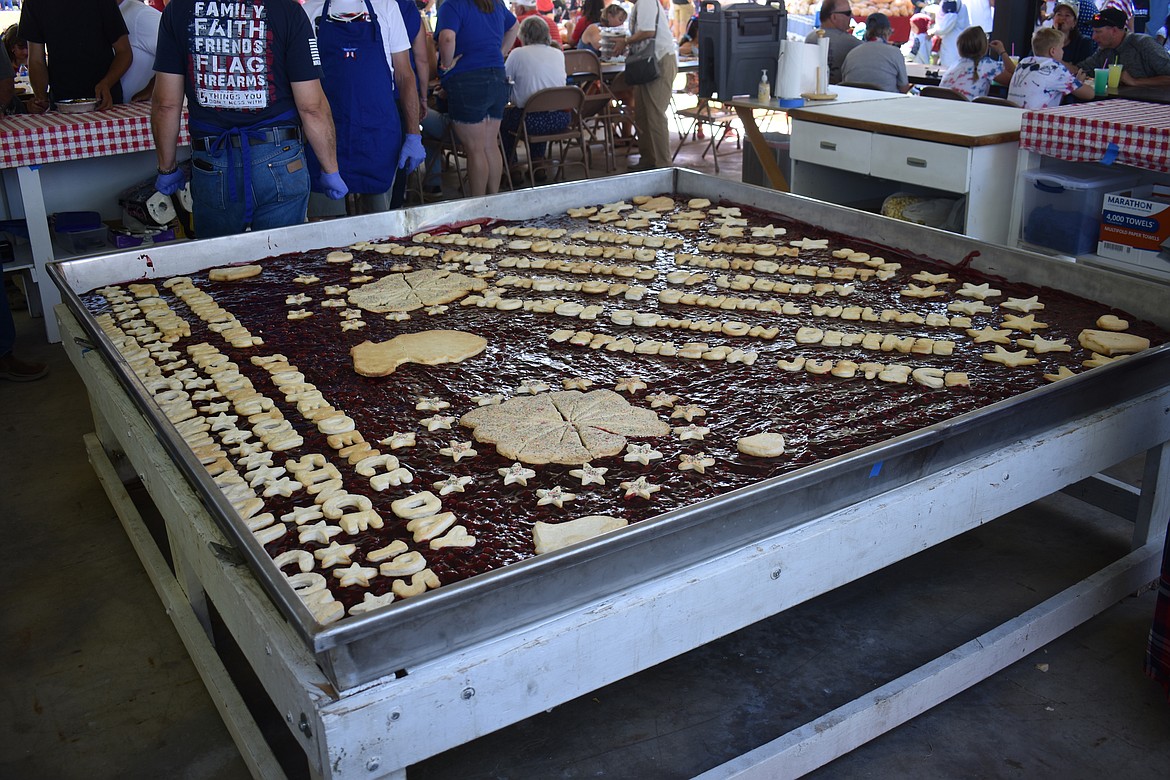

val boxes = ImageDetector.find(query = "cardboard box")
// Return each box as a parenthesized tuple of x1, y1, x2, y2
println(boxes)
(1097, 184, 1170, 278)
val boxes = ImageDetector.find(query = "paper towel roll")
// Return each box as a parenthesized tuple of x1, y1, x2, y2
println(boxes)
(776, 41, 822, 98)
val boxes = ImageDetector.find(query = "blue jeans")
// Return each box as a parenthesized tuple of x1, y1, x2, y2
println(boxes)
(190, 139, 310, 239)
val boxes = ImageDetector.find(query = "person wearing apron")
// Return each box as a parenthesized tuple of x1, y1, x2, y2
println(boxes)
(306, 0, 423, 214)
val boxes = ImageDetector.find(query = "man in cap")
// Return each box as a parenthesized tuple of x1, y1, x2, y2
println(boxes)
(1076, 7, 1170, 86)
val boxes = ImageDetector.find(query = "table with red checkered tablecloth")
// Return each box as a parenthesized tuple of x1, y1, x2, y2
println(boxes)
(0, 102, 190, 169)
(1019, 100, 1170, 174)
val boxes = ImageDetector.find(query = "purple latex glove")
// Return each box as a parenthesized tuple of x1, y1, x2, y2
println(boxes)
(398, 133, 426, 172)
(155, 167, 187, 196)
(318, 170, 349, 200)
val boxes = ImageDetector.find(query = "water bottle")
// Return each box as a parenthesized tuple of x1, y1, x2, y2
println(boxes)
(757, 69, 770, 103)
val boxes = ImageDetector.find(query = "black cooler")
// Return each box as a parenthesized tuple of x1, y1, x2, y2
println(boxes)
(698, 0, 787, 101)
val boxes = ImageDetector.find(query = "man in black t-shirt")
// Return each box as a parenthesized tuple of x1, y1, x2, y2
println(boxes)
(151, 0, 347, 238)
(18, 0, 131, 110)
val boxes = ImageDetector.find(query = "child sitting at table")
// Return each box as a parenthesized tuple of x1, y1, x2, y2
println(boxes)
(939, 26, 1016, 99)
(1007, 26, 1095, 108)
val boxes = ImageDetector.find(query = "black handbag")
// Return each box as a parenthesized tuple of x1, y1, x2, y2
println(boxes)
(623, 3, 661, 86)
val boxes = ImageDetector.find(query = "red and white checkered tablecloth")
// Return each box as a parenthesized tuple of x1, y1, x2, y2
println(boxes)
(1020, 100, 1170, 174)
(0, 103, 190, 170)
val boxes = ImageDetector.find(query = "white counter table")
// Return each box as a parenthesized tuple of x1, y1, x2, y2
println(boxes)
(787, 98, 1023, 245)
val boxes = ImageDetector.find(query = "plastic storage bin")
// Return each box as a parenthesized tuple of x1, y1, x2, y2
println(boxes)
(52, 211, 108, 255)
(698, 0, 786, 101)
(1021, 164, 1140, 256)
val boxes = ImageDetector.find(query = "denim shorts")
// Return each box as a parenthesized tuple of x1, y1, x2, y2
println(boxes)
(444, 67, 509, 124)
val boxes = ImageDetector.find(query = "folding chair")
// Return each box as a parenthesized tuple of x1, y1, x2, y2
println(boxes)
(670, 98, 740, 173)
(972, 95, 1020, 107)
(919, 86, 970, 101)
(517, 86, 590, 186)
(563, 49, 621, 172)
(440, 124, 513, 196)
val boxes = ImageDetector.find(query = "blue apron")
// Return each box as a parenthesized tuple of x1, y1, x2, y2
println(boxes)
(308, 0, 403, 194)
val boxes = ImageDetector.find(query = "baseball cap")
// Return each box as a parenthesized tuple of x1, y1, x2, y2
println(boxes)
(1053, 1, 1079, 15)
(1092, 8, 1128, 28)
(536, 0, 554, 11)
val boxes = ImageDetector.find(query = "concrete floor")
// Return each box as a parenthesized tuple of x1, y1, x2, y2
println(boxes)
(2, 128, 1169, 779)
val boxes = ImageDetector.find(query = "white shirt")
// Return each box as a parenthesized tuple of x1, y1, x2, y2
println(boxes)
(302, 0, 410, 73)
(119, 0, 161, 101)
(505, 43, 566, 106)
(630, 0, 674, 61)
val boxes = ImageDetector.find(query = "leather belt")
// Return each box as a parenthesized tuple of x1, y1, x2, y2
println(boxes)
(191, 126, 301, 152)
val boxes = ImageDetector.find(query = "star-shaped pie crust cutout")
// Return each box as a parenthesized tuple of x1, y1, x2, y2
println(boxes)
(420, 414, 456, 431)
(623, 443, 663, 465)
(536, 486, 576, 508)
(957, 282, 1001, 300)
(1044, 366, 1077, 382)
(709, 225, 744, 238)
(619, 218, 652, 230)
(671, 404, 706, 422)
(350, 261, 373, 273)
(599, 200, 633, 213)
(569, 463, 608, 486)
(325, 285, 348, 296)
(293, 275, 319, 284)
(282, 505, 324, 525)
(297, 521, 343, 545)
(472, 393, 505, 406)
(416, 397, 451, 411)
(334, 563, 378, 588)
(1001, 295, 1045, 313)
(349, 591, 396, 615)
(232, 441, 265, 457)
(789, 237, 829, 250)
(315, 541, 358, 568)
(1018, 335, 1070, 353)
(965, 327, 1013, 344)
(614, 376, 647, 393)
(675, 210, 706, 220)
(982, 346, 1039, 368)
(263, 477, 303, 498)
(673, 424, 710, 441)
(562, 377, 594, 391)
(751, 224, 786, 238)
(339, 308, 363, 320)
(678, 452, 716, 474)
(340, 320, 366, 331)
(911, 271, 955, 284)
(646, 392, 679, 409)
(948, 300, 993, 316)
(668, 219, 703, 230)
(900, 284, 945, 299)
(286, 293, 312, 305)
(432, 475, 473, 495)
(709, 206, 741, 218)
(498, 462, 536, 486)
(379, 431, 416, 449)
(207, 413, 239, 432)
(515, 380, 551, 395)
(439, 441, 478, 462)
(1000, 314, 1048, 333)
(621, 476, 662, 499)
(567, 206, 598, 218)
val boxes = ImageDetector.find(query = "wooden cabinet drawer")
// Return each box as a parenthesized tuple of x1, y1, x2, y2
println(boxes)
(790, 122, 873, 174)
(871, 135, 971, 193)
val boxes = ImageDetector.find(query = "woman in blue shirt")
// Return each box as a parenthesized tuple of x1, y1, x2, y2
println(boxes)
(436, 0, 519, 196)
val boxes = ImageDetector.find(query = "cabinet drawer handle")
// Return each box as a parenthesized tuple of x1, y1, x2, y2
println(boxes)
(906, 157, 927, 168)
(819, 141, 837, 151)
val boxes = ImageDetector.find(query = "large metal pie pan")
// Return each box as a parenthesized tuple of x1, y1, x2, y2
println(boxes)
(51, 169, 1170, 690)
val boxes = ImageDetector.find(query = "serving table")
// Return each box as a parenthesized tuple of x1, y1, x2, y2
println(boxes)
(786, 98, 1023, 245)
(53, 170, 1170, 779)
(0, 102, 190, 342)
